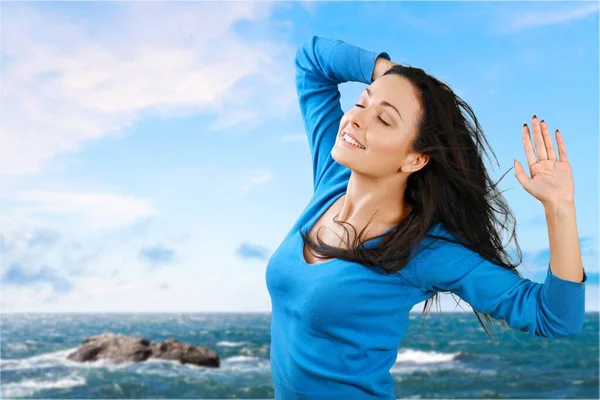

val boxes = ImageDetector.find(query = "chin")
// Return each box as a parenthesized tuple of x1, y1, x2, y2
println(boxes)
(331, 146, 351, 168)
(331, 145, 341, 160)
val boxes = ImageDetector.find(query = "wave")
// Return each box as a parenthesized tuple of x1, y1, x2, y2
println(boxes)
(216, 341, 249, 347)
(1, 345, 273, 372)
(447, 340, 472, 345)
(0, 373, 86, 398)
(224, 355, 260, 363)
(1, 348, 78, 371)
(391, 348, 464, 375)
(5, 342, 29, 351)
(395, 349, 461, 364)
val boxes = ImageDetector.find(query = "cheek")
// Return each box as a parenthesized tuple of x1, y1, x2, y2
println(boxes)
(339, 113, 350, 129)
(367, 139, 409, 170)
(372, 137, 407, 156)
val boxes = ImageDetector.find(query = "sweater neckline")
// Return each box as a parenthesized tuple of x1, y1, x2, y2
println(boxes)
(298, 191, 398, 266)
(299, 191, 346, 266)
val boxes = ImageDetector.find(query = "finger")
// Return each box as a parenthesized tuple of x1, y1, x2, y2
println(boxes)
(522, 124, 537, 171)
(514, 159, 531, 191)
(540, 120, 556, 161)
(556, 129, 568, 162)
(531, 115, 548, 161)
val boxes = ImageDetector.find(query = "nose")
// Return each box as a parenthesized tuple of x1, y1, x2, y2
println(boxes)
(350, 110, 365, 130)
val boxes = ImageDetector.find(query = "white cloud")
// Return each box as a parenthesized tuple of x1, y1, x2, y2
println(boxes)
(239, 170, 273, 196)
(0, 2, 296, 175)
(490, 3, 599, 34)
(0, 2, 297, 312)
(0, 212, 271, 312)
(298, 0, 319, 15)
(7, 190, 157, 231)
(0, 211, 186, 312)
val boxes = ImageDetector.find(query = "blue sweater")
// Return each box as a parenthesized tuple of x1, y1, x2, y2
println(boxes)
(265, 35, 587, 400)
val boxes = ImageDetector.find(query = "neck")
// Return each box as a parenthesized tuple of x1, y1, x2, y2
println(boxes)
(337, 172, 411, 231)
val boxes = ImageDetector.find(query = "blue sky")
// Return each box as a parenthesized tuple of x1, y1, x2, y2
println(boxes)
(0, 1, 598, 313)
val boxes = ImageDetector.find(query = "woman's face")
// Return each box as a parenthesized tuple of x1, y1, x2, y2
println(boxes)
(332, 74, 426, 177)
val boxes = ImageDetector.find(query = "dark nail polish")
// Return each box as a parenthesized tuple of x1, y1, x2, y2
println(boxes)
(523, 123, 527, 127)
(540, 120, 545, 124)
(532, 114, 537, 119)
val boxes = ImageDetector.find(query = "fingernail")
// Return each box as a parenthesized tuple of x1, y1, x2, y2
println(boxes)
(523, 123, 527, 127)
(532, 114, 537, 119)
(540, 119, 545, 124)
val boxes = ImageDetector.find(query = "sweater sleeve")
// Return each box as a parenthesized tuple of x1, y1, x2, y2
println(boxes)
(295, 35, 390, 193)
(415, 239, 587, 338)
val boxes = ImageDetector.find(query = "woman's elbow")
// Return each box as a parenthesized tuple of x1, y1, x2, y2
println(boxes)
(534, 322, 584, 338)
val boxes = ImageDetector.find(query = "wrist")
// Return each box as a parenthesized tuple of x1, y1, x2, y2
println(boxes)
(372, 57, 395, 82)
(544, 200, 575, 216)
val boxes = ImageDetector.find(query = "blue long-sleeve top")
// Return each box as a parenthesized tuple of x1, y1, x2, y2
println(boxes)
(265, 35, 587, 400)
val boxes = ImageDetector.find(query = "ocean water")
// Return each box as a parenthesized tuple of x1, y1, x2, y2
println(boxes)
(1, 312, 598, 399)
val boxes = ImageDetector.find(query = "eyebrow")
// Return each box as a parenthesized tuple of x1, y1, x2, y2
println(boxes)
(365, 87, 403, 121)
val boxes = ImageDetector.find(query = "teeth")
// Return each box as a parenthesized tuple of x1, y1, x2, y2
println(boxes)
(343, 133, 365, 149)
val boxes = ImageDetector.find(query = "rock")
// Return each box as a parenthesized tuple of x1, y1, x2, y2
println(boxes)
(149, 337, 220, 367)
(67, 332, 220, 368)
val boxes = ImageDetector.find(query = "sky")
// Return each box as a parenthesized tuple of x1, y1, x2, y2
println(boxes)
(0, 1, 598, 314)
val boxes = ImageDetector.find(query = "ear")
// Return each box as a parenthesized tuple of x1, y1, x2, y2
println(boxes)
(399, 153, 429, 173)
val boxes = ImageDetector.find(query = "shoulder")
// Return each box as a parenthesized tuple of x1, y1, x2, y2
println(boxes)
(414, 223, 508, 292)
(418, 223, 468, 252)
(416, 223, 484, 270)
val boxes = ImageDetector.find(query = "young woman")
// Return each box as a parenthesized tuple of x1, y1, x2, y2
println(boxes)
(265, 35, 587, 400)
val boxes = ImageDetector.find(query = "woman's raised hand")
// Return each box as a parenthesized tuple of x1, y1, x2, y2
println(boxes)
(371, 57, 397, 82)
(514, 115, 575, 207)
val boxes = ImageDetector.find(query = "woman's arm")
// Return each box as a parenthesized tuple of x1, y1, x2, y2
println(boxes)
(414, 117, 586, 338)
(545, 201, 585, 283)
(294, 35, 390, 193)
(514, 118, 584, 283)
(414, 226, 587, 339)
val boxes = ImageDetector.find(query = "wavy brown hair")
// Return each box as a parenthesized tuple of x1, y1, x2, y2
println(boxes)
(300, 64, 524, 343)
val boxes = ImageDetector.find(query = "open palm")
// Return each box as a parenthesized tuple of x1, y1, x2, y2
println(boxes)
(514, 115, 574, 206)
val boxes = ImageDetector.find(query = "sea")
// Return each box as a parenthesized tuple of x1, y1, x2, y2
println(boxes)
(1, 312, 598, 399)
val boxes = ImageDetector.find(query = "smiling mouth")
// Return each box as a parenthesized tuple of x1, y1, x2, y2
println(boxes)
(341, 132, 365, 149)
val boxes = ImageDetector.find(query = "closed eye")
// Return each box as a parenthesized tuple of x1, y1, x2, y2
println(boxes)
(353, 104, 391, 127)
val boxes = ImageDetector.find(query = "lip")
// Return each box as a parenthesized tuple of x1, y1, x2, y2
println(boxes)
(341, 130, 365, 148)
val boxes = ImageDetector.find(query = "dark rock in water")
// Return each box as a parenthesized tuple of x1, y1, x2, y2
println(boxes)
(148, 337, 220, 367)
(67, 332, 220, 368)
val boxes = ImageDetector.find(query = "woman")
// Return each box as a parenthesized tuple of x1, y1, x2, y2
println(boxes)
(265, 35, 587, 400)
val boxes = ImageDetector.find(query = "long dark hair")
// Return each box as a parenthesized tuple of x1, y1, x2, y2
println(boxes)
(300, 64, 524, 343)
